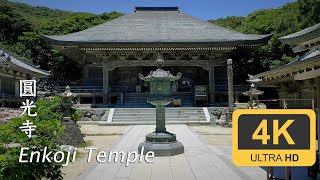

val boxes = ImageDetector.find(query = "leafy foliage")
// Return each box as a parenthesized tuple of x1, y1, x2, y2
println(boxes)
(0, 3, 31, 42)
(0, 0, 123, 85)
(71, 108, 83, 122)
(209, 1, 319, 84)
(0, 97, 65, 179)
(298, 0, 320, 28)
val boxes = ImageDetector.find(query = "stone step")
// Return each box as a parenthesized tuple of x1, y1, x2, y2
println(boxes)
(112, 113, 205, 116)
(111, 107, 208, 124)
(112, 112, 205, 115)
(122, 93, 194, 108)
(97, 121, 210, 126)
(112, 116, 206, 120)
(113, 119, 207, 122)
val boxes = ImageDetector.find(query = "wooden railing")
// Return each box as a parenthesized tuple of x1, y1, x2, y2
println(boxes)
(215, 85, 251, 93)
(0, 93, 23, 100)
(57, 86, 103, 93)
(57, 85, 250, 94)
(109, 86, 127, 93)
(259, 99, 315, 110)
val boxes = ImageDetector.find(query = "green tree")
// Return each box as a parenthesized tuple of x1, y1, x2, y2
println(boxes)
(0, 0, 122, 84)
(0, 2, 31, 41)
(208, 1, 319, 84)
(298, 0, 320, 28)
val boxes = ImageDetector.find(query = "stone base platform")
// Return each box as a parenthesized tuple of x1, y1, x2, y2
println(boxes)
(139, 141, 184, 156)
(138, 131, 184, 156)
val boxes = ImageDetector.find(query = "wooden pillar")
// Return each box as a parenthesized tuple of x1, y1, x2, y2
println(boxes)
(103, 62, 109, 105)
(93, 95, 96, 105)
(316, 76, 320, 111)
(83, 65, 88, 85)
(316, 76, 320, 178)
(227, 59, 234, 113)
(30, 76, 36, 102)
(1, 93, 4, 107)
(13, 71, 18, 97)
(82, 54, 86, 86)
(209, 63, 215, 105)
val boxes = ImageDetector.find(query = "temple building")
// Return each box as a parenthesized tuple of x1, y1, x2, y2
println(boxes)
(0, 49, 50, 107)
(255, 22, 320, 109)
(43, 7, 271, 107)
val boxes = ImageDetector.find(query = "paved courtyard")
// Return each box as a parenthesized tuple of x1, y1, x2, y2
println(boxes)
(78, 125, 266, 180)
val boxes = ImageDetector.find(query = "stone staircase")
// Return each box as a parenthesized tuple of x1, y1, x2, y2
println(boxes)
(122, 93, 153, 108)
(98, 107, 209, 125)
(120, 92, 194, 108)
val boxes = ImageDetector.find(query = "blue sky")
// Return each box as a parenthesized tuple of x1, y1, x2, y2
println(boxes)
(12, 0, 296, 20)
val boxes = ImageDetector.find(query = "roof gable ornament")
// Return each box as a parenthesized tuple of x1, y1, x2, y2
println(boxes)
(134, 6, 180, 12)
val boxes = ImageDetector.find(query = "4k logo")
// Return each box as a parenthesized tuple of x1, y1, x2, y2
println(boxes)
(232, 109, 316, 166)
(252, 119, 295, 145)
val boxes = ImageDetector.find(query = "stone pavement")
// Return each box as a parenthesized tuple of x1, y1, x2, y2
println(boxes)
(78, 125, 266, 180)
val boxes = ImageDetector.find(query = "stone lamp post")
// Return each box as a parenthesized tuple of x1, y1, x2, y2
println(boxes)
(60, 85, 76, 121)
(138, 55, 184, 156)
(243, 75, 264, 109)
(57, 85, 85, 146)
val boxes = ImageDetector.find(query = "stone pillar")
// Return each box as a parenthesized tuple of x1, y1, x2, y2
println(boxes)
(77, 95, 80, 105)
(103, 62, 109, 105)
(227, 59, 234, 113)
(209, 63, 215, 105)
(235, 93, 239, 103)
(155, 105, 166, 132)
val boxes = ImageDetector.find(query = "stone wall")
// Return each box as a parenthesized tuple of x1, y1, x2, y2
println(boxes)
(78, 108, 109, 121)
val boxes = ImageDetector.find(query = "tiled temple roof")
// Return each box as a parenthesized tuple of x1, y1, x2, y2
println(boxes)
(279, 23, 320, 45)
(0, 49, 50, 77)
(42, 7, 271, 47)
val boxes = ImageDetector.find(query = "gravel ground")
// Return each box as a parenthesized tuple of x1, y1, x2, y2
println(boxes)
(0, 108, 22, 124)
(190, 126, 232, 146)
(61, 125, 129, 180)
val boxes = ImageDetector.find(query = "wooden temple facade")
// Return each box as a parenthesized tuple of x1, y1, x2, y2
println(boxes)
(255, 22, 320, 110)
(0, 49, 50, 107)
(43, 7, 271, 107)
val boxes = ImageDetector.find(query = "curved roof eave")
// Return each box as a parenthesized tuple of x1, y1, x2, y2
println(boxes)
(0, 49, 50, 77)
(41, 34, 272, 48)
(278, 23, 320, 45)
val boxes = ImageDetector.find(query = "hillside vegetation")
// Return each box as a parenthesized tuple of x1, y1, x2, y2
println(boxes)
(0, 0, 123, 83)
(209, 0, 319, 83)
(0, 0, 319, 84)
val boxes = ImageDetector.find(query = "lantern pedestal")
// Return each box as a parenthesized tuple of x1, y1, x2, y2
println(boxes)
(138, 138, 184, 157)
(138, 99, 184, 156)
